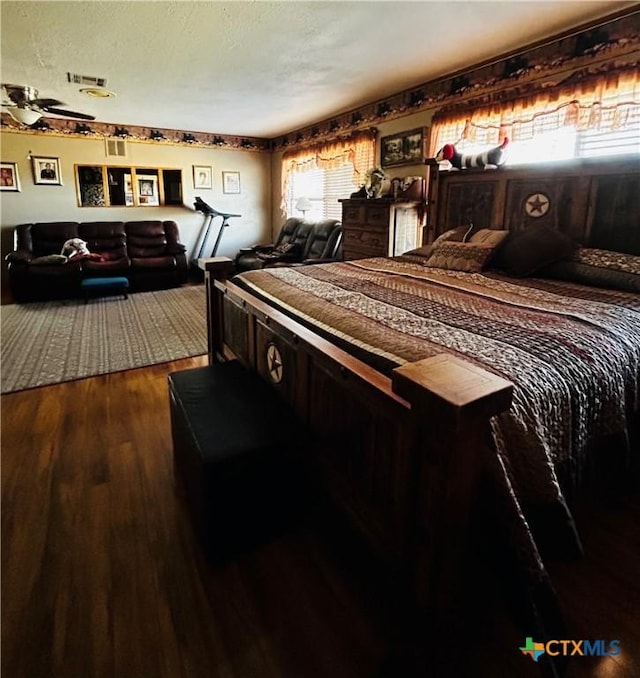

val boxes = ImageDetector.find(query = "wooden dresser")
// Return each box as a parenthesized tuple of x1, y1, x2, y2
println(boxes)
(339, 198, 423, 260)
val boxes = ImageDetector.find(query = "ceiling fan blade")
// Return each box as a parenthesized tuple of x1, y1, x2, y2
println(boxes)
(31, 97, 64, 107)
(41, 106, 95, 121)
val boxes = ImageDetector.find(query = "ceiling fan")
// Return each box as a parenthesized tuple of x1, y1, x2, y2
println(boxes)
(2, 84, 96, 125)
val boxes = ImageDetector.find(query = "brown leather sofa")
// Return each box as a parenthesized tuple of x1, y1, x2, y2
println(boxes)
(234, 218, 342, 273)
(6, 220, 188, 302)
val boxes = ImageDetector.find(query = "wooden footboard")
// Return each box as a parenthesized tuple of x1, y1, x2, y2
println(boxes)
(200, 258, 513, 614)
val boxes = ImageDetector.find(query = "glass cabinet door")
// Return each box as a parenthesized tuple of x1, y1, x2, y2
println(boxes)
(77, 165, 106, 206)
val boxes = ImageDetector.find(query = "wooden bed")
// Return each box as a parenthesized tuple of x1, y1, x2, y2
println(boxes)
(200, 156, 640, 619)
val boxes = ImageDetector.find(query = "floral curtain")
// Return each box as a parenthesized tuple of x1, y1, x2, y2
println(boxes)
(429, 69, 640, 154)
(281, 129, 376, 211)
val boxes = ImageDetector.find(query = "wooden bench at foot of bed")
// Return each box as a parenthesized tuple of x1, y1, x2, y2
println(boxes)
(199, 257, 514, 616)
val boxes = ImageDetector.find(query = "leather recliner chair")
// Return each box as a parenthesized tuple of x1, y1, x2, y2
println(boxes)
(125, 221, 189, 290)
(235, 218, 342, 273)
(302, 219, 343, 263)
(6, 222, 84, 301)
(79, 222, 130, 277)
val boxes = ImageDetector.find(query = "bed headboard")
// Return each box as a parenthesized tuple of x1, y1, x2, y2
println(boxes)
(429, 156, 640, 255)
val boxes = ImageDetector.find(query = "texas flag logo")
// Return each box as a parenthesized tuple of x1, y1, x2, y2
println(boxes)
(520, 637, 546, 662)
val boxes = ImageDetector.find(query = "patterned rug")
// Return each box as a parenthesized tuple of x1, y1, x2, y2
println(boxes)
(1, 285, 207, 394)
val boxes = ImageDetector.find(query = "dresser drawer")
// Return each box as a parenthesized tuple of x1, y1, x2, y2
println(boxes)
(342, 204, 365, 224)
(364, 204, 390, 227)
(343, 228, 388, 253)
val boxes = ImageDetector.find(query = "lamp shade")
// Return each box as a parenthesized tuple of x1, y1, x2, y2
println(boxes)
(7, 107, 42, 126)
(295, 196, 313, 213)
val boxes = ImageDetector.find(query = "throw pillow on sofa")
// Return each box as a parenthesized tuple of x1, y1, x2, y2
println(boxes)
(30, 254, 68, 266)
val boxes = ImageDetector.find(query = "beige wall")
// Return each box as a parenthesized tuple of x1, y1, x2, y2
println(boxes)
(270, 109, 436, 233)
(1, 130, 272, 286)
(3, 106, 436, 289)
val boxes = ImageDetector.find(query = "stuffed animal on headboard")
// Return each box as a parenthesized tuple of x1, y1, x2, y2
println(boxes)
(436, 137, 509, 169)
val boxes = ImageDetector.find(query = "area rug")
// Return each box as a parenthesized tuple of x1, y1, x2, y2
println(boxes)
(1, 285, 207, 394)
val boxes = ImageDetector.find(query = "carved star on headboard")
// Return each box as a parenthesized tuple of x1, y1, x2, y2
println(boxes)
(524, 193, 550, 217)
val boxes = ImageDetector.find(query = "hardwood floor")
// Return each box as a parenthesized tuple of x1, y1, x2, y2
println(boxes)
(2, 358, 639, 678)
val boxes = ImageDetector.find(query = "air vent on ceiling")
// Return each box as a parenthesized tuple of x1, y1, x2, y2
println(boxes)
(67, 72, 108, 88)
(105, 138, 127, 158)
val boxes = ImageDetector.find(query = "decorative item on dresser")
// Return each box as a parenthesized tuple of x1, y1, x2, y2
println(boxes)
(339, 197, 423, 260)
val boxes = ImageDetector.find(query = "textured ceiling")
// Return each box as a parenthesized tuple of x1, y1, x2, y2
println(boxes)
(1, 1, 633, 138)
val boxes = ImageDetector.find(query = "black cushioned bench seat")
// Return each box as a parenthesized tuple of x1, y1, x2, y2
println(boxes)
(168, 361, 308, 560)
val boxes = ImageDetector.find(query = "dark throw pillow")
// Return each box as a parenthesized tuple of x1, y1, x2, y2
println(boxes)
(496, 225, 578, 277)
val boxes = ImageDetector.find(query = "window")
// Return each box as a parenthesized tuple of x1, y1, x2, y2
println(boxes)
(430, 70, 640, 166)
(285, 162, 359, 221)
(281, 130, 375, 219)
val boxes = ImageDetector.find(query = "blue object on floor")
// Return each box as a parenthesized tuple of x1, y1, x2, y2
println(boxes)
(81, 276, 129, 303)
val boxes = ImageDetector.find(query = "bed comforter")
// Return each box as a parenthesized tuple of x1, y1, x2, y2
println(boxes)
(235, 256, 640, 563)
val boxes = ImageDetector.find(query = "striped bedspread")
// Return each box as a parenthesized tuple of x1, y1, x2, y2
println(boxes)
(236, 257, 640, 521)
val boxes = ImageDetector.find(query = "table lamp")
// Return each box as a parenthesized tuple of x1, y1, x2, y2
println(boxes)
(295, 196, 312, 218)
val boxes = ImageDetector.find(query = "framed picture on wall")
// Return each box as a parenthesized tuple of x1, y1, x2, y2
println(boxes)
(32, 156, 62, 185)
(124, 173, 135, 206)
(222, 171, 241, 194)
(380, 128, 427, 168)
(193, 165, 213, 189)
(137, 174, 159, 206)
(0, 162, 21, 191)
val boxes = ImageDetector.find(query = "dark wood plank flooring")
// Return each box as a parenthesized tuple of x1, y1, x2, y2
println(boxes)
(2, 356, 639, 677)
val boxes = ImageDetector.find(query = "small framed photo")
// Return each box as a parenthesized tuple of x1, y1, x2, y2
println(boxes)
(193, 165, 212, 189)
(137, 174, 159, 206)
(124, 173, 134, 206)
(380, 128, 427, 168)
(32, 156, 62, 185)
(222, 171, 241, 194)
(0, 162, 21, 191)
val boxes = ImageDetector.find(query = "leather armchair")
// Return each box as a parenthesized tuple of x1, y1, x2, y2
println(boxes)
(234, 217, 302, 268)
(235, 218, 341, 273)
(299, 219, 343, 264)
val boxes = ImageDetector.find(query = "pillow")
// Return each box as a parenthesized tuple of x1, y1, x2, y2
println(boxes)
(495, 225, 578, 277)
(402, 244, 434, 258)
(469, 228, 509, 247)
(541, 248, 640, 292)
(402, 224, 474, 258)
(30, 254, 68, 266)
(424, 241, 495, 273)
(574, 248, 640, 275)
